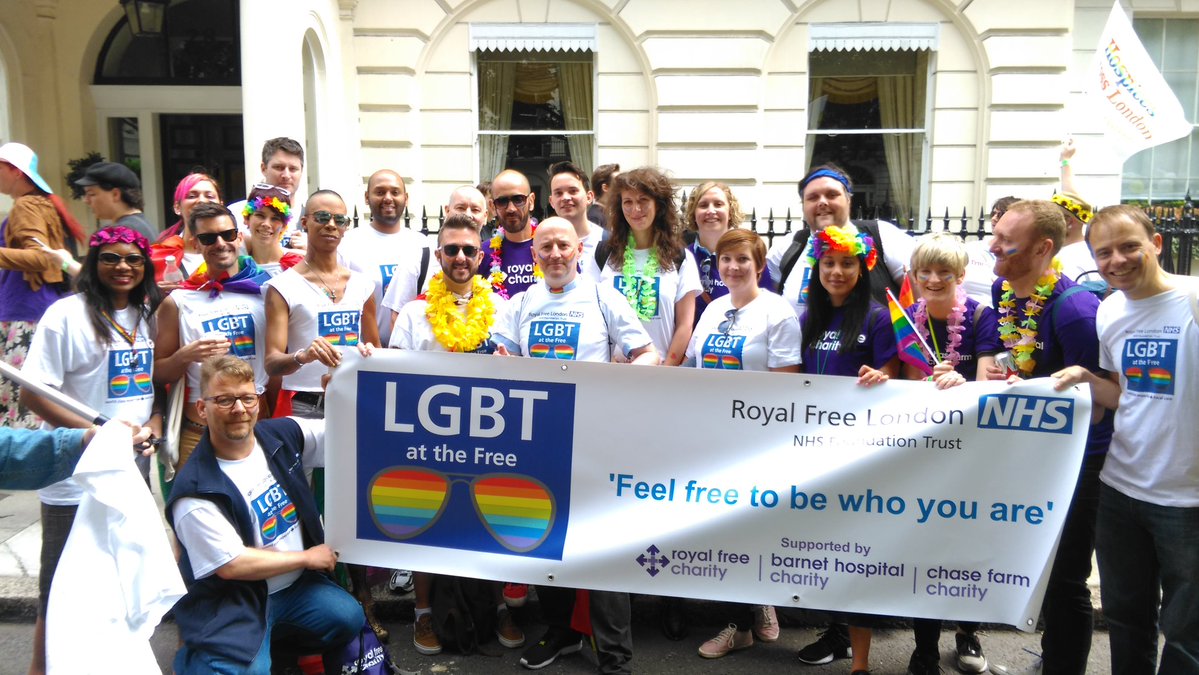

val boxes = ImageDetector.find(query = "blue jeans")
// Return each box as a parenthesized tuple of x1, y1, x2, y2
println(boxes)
(1096, 484, 1199, 675)
(173, 571, 364, 675)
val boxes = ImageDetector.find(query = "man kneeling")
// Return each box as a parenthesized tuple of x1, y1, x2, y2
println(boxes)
(167, 356, 363, 674)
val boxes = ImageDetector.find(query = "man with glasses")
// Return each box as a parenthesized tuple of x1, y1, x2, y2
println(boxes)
(493, 217, 655, 675)
(154, 202, 272, 486)
(482, 170, 540, 299)
(342, 169, 434, 346)
(167, 355, 363, 674)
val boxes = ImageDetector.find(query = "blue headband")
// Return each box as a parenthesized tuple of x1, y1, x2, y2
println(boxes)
(801, 169, 852, 195)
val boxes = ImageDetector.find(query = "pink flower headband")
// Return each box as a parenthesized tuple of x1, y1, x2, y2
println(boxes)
(90, 226, 149, 252)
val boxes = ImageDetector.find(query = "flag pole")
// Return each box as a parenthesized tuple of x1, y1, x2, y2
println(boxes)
(0, 360, 109, 425)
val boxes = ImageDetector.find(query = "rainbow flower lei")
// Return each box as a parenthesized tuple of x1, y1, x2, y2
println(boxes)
(997, 266, 1060, 375)
(487, 224, 541, 299)
(424, 272, 495, 352)
(242, 196, 291, 219)
(913, 286, 966, 366)
(621, 235, 660, 320)
(806, 224, 878, 270)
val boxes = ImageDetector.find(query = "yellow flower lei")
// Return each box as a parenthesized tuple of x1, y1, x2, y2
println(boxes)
(424, 272, 496, 352)
(997, 261, 1062, 375)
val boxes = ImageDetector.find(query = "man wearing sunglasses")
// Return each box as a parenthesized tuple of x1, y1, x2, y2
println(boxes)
(342, 169, 434, 346)
(167, 355, 363, 674)
(481, 170, 540, 298)
(154, 202, 273, 484)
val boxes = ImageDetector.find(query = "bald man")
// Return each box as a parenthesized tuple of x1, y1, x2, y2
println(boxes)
(445, 185, 488, 229)
(481, 170, 540, 299)
(342, 170, 435, 345)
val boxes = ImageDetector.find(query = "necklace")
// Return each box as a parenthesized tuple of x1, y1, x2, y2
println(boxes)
(913, 287, 966, 365)
(304, 261, 339, 301)
(487, 224, 541, 299)
(997, 268, 1059, 375)
(621, 235, 660, 320)
(424, 273, 495, 352)
(101, 308, 139, 357)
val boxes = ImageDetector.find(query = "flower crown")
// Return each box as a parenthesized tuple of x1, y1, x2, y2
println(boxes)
(807, 224, 878, 271)
(243, 195, 291, 219)
(1051, 193, 1093, 224)
(89, 225, 148, 252)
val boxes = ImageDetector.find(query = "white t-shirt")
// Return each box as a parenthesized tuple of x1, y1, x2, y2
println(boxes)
(389, 292, 505, 352)
(686, 292, 802, 371)
(766, 220, 915, 318)
(172, 289, 268, 403)
(23, 295, 156, 505)
(172, 420, 323, 594)
(1056, 241, 1098, 284)
(963, 237, 997, 307)
(264, 267, 374, 392)
(587, 248, 703, 355)
(1097, 279, 1199, 507)
(493, 278, 653, 363)
(340, 226, 436, 345)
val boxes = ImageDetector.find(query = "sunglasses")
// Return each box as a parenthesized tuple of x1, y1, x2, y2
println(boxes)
(368, 466, 556, 553)
(492, 193, 531, 209)
(195, 228, 239, 246)
(203, 394, 260, 410)
(251, 182, 291, 196)
(98, 252, 146, 267)
(718, 308, 738, 336)
(439, 244, 479, 258)
(310, 210, 352, 228)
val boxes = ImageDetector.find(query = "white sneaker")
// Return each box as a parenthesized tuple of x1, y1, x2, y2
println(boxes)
(388, 569, 414, 593)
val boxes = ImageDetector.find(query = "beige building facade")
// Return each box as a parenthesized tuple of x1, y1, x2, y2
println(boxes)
(1, 0, 1197, 228)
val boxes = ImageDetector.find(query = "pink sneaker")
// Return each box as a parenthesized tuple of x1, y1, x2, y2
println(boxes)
(503, 583, 528, 608)
(698, 624, 753, 659)
(753, 605, 779, 642)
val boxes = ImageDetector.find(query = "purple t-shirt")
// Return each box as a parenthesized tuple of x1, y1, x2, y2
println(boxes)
(481, 236, 537, 298)
(689, 241, 775, 326)
(918, 297, 1001, 380)
(991, 275, 1111, 454)
(800, 302, 897, 377)
(0, 218, 67, 323)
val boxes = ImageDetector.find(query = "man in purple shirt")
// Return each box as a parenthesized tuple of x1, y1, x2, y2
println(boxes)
(482, 170, 539, 298)
(986, 199, 1112, 675)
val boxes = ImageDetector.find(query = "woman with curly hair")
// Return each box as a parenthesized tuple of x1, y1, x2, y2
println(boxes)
(684, 181, 774, 325)
(20, 225, 163, 675)
(589, 167, 702, 366)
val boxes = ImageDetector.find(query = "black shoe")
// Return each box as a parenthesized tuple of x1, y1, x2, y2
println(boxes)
(519, 627, 584, 670)
(954, 632, 987, 673)
(797, 623, 852, 665)
(660, 597, 688, 641)
(908, 649, 942, 675)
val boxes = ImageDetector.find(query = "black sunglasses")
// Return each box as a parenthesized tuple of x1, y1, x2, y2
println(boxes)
(195, 228, 239, 246)
(718, 308, 738, 336)
(439, 244, 479, 258)
(492, 193, 531, 209)
(310, 210, 351, 228)
(98, 252, 146, 267)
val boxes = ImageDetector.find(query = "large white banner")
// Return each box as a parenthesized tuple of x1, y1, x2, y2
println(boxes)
(1089, 1, 1192, 159)
(325, 351, 1092, 631)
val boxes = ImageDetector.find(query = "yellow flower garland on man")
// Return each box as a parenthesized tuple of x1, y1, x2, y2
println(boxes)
(424, 273, 495, 352)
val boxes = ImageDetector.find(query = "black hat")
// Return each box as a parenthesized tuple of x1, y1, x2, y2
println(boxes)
(75, 162, 140, 190)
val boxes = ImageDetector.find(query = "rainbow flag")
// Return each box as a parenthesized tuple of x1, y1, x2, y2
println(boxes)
(899, 275, 916, 310)
(886, 288, 934, 376)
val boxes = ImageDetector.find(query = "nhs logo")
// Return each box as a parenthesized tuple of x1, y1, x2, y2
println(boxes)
(977, 394, 1074, 435)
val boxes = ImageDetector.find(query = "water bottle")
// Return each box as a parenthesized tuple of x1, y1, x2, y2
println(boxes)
(162, 255, 184, 284)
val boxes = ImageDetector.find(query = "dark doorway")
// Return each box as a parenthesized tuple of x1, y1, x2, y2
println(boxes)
(158, 114, 245, 227)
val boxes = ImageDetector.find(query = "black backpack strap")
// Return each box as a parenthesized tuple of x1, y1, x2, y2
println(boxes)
(594, 238, 610, 270)
(417, 246, 431, 293)
(853, 220, 902, 306)
(777, 228, 811, 295)
(1047, 284, 1089, 333)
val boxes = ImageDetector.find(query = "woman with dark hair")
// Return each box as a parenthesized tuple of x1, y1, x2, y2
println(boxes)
(151, 172, 222, 287)
(591, 167, 702, 366)
(242, 183, 304, 277)
(19, 225, 163, 675)
(683, 180, 774, 325)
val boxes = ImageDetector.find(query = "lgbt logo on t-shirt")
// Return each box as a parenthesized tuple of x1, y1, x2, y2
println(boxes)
(319, 310, 361, 346)
(251, 482, 299, 545)
(108, 349, 153, 400)
(1122, 338, 1176, 395)
(529, 321, 580, 360)
(702, 333, 746, 370)
(202, 314, 257, 358)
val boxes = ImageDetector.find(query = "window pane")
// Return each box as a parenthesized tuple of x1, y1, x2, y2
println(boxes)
(1133, 19, 1164, 64)
(1163, 19, 1199, 73)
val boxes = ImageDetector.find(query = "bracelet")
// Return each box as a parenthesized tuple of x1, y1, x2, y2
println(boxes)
(61, 259, 71, 273)
(1060, 159, 1070, 167)
(293, 349, 305, 366)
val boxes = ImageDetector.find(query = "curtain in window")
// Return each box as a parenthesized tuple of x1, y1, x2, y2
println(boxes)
(559, 62, 594, 173)
(479, 61, 516, 181)
(878, 75, 914, 220)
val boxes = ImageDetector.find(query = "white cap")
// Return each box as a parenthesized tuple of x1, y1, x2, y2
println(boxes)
(0, 143, 53, 194)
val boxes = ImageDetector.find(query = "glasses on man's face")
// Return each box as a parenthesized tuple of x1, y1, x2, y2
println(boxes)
(251, 182, 291, 197)
(310, 210, 352, 228)
(492, 193, 530, 209)
(195, 228, 239, 246)
(204, 394, 260, 410)
(718, 308, 738, 336)
(98, 252, 146, 268)
(369, 466, 556, 553)
(439, 244, 479, 258)
(915, 270, 958, 283)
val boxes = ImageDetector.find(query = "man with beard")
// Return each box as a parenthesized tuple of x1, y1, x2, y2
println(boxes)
(341, 170, 433, 346)
(481, 170, 540, 300)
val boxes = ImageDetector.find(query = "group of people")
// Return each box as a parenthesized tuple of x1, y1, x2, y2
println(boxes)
(0, 135, 1193, 675)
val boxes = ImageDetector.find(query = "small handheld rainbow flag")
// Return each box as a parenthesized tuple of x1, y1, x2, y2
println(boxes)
(898, 274, 916, 310)
(886, 288, 935, 376)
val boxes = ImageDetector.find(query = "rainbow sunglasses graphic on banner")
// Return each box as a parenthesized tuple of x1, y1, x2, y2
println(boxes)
(368, 467, 556, 553)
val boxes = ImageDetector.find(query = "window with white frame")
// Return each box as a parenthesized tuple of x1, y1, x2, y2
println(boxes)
(1122, 18, 1199, 202)
(807, 24, 936, 223)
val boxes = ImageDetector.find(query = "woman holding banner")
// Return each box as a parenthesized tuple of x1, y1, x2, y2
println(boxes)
(688, 228, 800, 659)
(798, 223, 897, 675)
